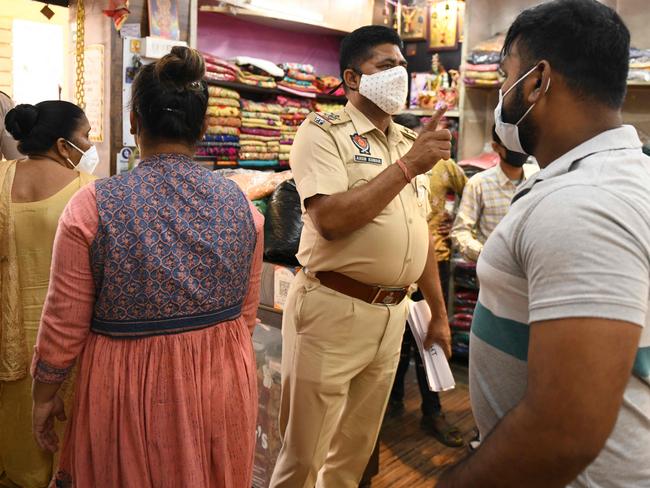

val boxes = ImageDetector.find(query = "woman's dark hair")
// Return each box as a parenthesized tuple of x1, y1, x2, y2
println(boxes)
(5, 101, 85, 155)
(131, 46, 208, 145)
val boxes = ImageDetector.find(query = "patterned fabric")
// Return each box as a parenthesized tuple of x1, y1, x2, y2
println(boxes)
(90, 154, 257, 338)
(427, 159, 467, 262)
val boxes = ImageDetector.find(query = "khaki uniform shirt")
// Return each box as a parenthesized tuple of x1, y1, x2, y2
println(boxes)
(290, 102, 431, 288)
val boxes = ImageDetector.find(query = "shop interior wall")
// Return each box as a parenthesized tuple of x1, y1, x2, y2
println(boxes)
(458, 0, 650, 160)
(0, 0, 70, 99)
(197, 12, 342, 75)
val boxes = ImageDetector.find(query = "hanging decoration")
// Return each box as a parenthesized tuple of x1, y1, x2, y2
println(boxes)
(103, 1, 131, 31)
(401, 3, 427, 41)
(148, 0, 181, 40)
(75, 0, 86, 110)
(457, 0, 465, 43)
(429, 0, 458, 50)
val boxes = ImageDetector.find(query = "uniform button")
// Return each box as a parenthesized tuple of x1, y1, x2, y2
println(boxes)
(408, 218, 413, 224)
(405, 258, 412, 264)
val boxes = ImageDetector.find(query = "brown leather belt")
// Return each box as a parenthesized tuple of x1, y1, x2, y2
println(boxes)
(315, 271, 408, 306)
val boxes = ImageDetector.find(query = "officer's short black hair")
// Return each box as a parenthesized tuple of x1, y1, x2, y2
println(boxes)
(393, 113, 421, 131)
(339, 25, 403, 78)
(503, 0, 629, 108)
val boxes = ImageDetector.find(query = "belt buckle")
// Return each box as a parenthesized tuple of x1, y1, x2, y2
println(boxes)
(372, 287, 403, 305)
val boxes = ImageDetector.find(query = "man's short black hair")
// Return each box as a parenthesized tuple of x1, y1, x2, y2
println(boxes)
(393, 113, 421, 131)
(339, 25, 403, 78)
(503, 0, 630, 108)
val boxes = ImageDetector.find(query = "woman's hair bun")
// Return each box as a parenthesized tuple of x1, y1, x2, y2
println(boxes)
(5, 104, 39, 141)
(154, 46, 205, 88)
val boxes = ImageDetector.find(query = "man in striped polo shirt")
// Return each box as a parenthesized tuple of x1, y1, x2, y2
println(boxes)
(439, 1, 649, 487)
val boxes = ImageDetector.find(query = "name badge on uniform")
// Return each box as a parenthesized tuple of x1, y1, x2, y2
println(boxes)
(354, 155, 383, 164)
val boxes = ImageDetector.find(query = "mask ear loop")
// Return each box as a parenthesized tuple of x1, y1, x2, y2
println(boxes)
(514, 68, 551, 126)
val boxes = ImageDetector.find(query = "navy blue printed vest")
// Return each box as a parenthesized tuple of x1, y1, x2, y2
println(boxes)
(89, 154, 256, 338)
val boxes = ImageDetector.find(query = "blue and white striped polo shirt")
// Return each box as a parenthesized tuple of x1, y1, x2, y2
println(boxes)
(470, 125, 650, 488)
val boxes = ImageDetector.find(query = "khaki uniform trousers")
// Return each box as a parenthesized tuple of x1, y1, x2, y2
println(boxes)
(269, 270, 408, 488)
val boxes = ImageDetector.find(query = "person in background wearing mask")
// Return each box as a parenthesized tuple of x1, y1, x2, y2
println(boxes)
(451, 125, 538, 262)
(0, 91, 22, 160)
(0, 101, 96, 488)
(270, 25, 452, 488)
(31, 47, 263, 488)
(439, 1, 650, 486)
(388, 113, 465, 448)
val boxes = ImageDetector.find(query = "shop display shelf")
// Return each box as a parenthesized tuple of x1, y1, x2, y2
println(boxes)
(627, 81, 650, 89)
(205, 79, 347, 103)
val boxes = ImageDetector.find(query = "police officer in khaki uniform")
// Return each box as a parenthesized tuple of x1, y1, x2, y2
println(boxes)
(270, 26, 452, 488)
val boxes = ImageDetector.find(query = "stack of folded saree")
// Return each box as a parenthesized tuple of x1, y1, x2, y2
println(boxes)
(200, 86, 241, 167)
(239, 99, 284, 168)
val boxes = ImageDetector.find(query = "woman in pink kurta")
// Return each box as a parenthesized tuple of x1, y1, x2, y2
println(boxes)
(31, 47, 263, 487)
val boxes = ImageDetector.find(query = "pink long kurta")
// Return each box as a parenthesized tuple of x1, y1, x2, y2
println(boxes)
(32, 183, 264, 488)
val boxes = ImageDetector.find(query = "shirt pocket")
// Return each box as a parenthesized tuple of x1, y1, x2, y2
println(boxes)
(345, 158, 385, 189)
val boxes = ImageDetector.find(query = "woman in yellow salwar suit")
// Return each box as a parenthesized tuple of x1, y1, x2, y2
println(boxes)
(0, 101, 96, 488)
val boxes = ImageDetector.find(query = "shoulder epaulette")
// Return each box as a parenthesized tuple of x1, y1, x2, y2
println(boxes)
(307, 110, 351, 131)
(399, 125, 418, 141)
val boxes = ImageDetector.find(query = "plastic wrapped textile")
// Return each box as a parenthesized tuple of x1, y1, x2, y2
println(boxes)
(263, 179, 302, 266)
(279, 63, 314, 74)
(223, 169, 293, 200)
(466, 51, 502, 66)
(204, 72, 237, 83)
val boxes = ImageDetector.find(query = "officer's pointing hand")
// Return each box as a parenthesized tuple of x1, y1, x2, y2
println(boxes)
(401, 103, 452, 176)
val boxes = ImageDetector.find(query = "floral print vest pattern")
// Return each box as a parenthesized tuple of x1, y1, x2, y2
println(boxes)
(89, 154, 256, 338)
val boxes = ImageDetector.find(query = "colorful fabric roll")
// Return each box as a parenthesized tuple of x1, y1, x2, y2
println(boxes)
(208, 97, 240, 108)
(206, 126, 240, 136)
(208, 86, 240, 99)
(207, 117, 241, 128)
(241, 127, 281, 137)
(207, 106, 241, 117)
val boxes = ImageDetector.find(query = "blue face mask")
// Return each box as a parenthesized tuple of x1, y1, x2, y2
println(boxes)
(494, 64, 550, 155)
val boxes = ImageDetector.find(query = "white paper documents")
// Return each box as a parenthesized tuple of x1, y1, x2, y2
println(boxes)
(406, 300, 456, 392)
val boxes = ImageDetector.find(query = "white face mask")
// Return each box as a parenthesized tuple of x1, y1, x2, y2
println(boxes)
(494, 64, 550, 154)
(66, 140, 99, 174)
(358, 66, 408, 115)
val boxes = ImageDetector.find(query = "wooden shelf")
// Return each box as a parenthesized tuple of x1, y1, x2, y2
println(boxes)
(205, 79, 347, 103)
(400, 108, 460, 117)
(627, 81, 650, 89)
